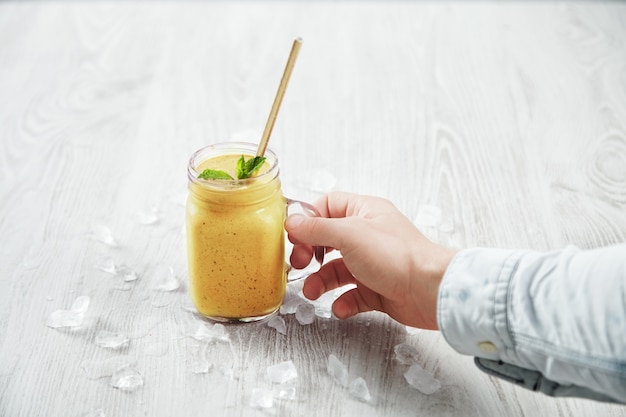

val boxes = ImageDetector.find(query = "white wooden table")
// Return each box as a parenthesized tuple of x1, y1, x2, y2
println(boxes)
(1, 2, 625, 416)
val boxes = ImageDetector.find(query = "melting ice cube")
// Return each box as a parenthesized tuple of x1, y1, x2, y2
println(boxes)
(187, 322, 230, 343)
(95, 330, 129, 349)
(267, 360, 297, 384)
(279, 291, 305, 315)
(327, 354, 349, 387)
(110, 366, 144, 392)
(403, 363, 441, 395)
(349, 377, 372, 402)
(295, 303, 315, 325)
(46, 296, 90, 329)
(96, 256, 117, 274)
(267, 315, 287, 335)
(152, 265, 180, 291)
(394, 343, 420, 365)
(90, 224, 117, 247)
(116, 265, 138, 282)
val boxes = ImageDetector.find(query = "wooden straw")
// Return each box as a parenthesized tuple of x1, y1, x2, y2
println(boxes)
(256, 38, 303, 157)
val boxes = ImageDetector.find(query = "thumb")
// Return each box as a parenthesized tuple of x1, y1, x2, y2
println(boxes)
(285, 214, 348, 250)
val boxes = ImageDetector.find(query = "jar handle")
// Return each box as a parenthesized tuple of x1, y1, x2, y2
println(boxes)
(285, 198, 325, 282)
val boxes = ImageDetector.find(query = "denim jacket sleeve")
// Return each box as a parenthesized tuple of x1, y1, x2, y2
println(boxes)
(437, 244, 626, 404)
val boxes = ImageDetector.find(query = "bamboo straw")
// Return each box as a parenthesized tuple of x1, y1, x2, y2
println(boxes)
(256, 38, 303, 157)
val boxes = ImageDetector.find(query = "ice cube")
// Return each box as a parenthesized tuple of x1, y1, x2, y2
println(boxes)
(208, 323, 229, 342)
(250, 387, 273, 409)
(187, 322, 230, 343)
(394, 343, 420, 365)
(90, 224, 117, 247)
(403, 363, 441, 395)
(95, 330, 129, 349)
(311, 285, 356, 318)
(46, 296, 90, 329)
(96, 256, 117, 274)
(267, 360, 297, 384)
(110, 366, 143, 392)
(279, 291, 304, 315)
(349, 377, 372, 402)
(295, 303, 315, 325)
(267, 315, 287, 335)
(311, 290, 335, 319)
(152, 265, 180, 291)
(116, 265, 138, 282)
(327, 354, 349, 387)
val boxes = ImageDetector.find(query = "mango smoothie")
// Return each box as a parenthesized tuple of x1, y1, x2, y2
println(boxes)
(186, 147, 287, 321)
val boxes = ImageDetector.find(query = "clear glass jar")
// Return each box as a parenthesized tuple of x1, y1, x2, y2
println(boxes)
(186, 142, 321, 322)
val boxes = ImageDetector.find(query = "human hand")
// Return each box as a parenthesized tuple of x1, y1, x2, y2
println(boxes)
(285, 192, 457, 330)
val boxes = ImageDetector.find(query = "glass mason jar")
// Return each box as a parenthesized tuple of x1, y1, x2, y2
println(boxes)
(186, 142, 323, 322)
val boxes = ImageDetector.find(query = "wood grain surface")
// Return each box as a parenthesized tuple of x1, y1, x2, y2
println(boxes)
(1, 1, 625, 416)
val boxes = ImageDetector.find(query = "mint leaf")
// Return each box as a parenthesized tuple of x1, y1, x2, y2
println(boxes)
(243, 156, 266, 178)
(235, 155, 246, 179)
(235, 155, 266, 179)
(198, 169, 233, 180)
(198, 155, 267, 181)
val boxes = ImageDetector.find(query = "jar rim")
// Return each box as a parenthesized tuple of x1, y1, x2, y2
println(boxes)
(187, 142, 279, 187)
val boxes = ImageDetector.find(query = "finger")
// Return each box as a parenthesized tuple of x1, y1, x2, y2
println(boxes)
(302, 258, 356, 300)
(285, 214, 353, 250)
(314, 191, 398, 219)
(332, 288, 376, 319)
(290, 243, 313, 269)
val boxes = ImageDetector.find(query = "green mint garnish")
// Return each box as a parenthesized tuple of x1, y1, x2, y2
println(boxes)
(236, 155, 266, 179)
(197, 169, 234, 180)
(197, 155, 266, 181)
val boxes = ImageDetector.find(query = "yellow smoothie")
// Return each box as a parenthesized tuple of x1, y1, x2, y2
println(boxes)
(186, 153, 286, 320)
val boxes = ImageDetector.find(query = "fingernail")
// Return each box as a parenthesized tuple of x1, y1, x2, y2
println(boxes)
(285, 214, 305, 230)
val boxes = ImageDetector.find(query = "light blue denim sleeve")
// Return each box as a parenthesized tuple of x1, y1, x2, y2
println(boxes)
(437, 244, 626, 404)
